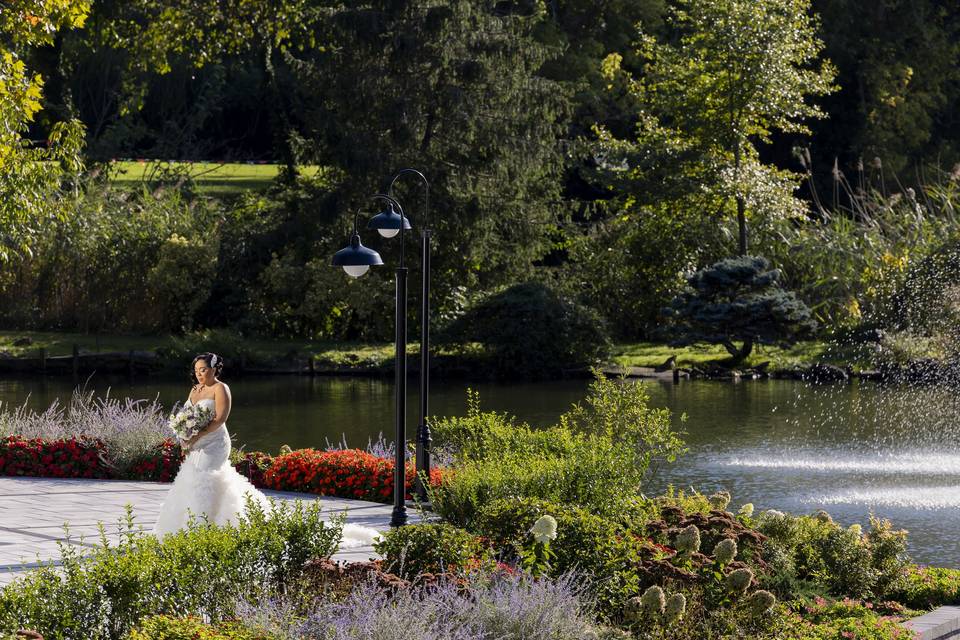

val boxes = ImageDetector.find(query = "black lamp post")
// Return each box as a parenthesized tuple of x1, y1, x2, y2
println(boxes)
(331, 194, 410, 527)
(368, 169, 432, 502)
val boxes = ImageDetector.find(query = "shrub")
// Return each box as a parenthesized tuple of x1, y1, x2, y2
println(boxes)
(664, 255, 817, 363)
(0, 500, 342, 639)
(756, 510, 909, 601)
(373, 523, 491, 580)
(430, 389, 577, 462)
(440, 281, 611, 378)
(473, 497, 643, 617)
(126, 440, 183, 482)
(773, 597, 913, 640)
(429, 378, 684, 527)
(892, 565, 960, 610)
(0, 435, 111, 479)
(0, 392, 168, 478)
(147, 232, 220, 333)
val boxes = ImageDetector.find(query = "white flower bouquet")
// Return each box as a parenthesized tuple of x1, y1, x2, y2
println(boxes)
(166, 403, 214, 445)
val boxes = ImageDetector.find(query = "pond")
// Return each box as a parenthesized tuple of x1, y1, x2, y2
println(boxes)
(3, 373, 960, 566)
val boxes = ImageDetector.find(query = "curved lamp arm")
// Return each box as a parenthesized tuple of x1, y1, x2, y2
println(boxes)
(388, 169, 430, 230)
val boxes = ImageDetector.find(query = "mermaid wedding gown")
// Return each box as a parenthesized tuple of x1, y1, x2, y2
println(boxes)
(153, 398, 379, 549)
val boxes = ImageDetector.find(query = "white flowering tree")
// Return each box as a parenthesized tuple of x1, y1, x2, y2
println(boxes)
(599, 0, 836, 256)
(0, 1, 88, 263)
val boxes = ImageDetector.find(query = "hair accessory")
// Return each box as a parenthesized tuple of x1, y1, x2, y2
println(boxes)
(210, 354, 219, 368)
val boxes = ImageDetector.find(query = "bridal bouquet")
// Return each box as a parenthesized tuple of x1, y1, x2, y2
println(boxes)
(167, 403, 214, 444)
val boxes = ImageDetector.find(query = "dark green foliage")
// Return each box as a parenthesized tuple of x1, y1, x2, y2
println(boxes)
(373, 523, 490, 579)
(665, 256, 817, 363)
(440, 282, 610, 377)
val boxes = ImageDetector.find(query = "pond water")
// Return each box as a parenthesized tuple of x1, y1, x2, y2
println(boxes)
(3, 373, 960, 566)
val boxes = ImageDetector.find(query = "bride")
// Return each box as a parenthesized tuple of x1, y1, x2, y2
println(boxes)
(153, 352, 379, 549)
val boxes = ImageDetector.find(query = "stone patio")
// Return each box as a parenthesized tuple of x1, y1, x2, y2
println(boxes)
(0, 476, 407, 587)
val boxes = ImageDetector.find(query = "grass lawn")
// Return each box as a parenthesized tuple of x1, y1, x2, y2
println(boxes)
(0, 330, 412, 368)
(107, 161, 324, 197)
(0, 330, 862, 372)
(610, 340, 869, 370)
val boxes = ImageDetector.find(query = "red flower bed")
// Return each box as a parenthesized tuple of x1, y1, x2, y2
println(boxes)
(264, 448, 445, 503)
(127, 440, 183, 482)
(0, 435, 112, 479)
(0, 435, 445, 503)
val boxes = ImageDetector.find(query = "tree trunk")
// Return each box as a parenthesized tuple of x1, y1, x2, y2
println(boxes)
(722, 338, 754, 365)
(734, 138, 747, 256)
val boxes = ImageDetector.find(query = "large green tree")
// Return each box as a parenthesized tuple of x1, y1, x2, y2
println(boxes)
(600, 0, 836, 256)
(272, 0, 571, 331)
(0, 0, 88, 263)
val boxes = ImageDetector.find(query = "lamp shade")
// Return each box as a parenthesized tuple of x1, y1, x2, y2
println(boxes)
(367, 203, 412, 238)
(331, 233, 383, 277)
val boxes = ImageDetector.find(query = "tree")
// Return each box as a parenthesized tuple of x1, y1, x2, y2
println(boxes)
(79, 0, 327, 174)
(599, 0, 836, 256)
(286, 0, 572, 323)
(0, 0, 88, 263)
(665, 256, 817, 363)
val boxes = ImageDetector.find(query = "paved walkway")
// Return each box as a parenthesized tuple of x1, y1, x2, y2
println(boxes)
(0, 477, 408, 587)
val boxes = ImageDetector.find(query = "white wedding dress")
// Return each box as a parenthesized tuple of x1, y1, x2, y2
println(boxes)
(153, 397, 379, 549)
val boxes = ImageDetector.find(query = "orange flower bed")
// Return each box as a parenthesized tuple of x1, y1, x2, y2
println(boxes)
(264, 448, 445, 503)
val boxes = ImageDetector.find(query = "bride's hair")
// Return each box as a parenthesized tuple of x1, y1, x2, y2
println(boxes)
(191, 352, 224, 382)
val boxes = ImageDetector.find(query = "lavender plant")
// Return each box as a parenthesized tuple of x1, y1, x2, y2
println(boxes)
(239, 572, 601, 640)
(0, 390, 169, 475)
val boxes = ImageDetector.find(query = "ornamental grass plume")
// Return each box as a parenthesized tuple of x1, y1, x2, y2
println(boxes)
(708, 490, 731, 510)
(664, 593, 686, 622)
(747, 590, 777, 616)
(675, 524, 701, 554)
(713, 538, 738, 565)
(530, 515, 558, 544)
(725, 568, 754, 594)
(639, 585, 666, 617)
(737, 503, 754, 518)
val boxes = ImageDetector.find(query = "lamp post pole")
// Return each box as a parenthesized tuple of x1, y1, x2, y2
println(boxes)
(377, 193, 409, 528)
(332, 194, 409, 527)
(387, 169, 431, 502)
